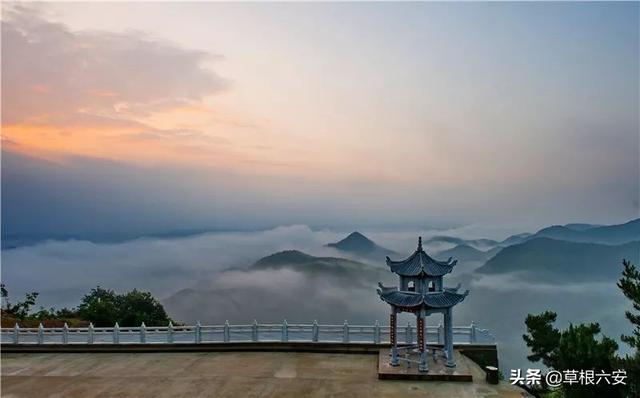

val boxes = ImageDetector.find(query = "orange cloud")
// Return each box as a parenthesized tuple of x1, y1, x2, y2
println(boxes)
(1, 5, 240, 170)
(1, 120, 329, 178)
(0, 5, 402, 183)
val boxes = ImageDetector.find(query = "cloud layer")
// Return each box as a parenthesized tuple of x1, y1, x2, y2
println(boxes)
(2, 5, 226, 125)
(2, 226, 631, 373)
(1, 225, 341, 307)
(2, 4, 242, 169)
(2, 3, 638, 244)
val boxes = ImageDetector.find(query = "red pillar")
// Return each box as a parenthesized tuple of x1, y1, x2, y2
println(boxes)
(390, 310, 399, 365)
(417, 316, 425, 352)
(390, 312, 397, 346)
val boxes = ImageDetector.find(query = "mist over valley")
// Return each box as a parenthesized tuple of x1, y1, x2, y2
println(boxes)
(3, 219, 638, 372)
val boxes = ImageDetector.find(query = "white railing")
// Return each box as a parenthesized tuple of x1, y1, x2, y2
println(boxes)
(0, 320, 495, 345)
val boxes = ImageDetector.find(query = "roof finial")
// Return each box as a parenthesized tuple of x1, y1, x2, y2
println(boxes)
(418, 236, 423, 251)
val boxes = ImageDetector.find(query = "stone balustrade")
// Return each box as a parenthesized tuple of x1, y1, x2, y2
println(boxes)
(0, 321, 495, 345)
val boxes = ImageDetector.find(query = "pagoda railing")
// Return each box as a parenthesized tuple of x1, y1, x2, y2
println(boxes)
(0, 321, 495, 345)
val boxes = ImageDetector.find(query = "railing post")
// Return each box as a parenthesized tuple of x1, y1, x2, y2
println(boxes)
(13, 323, 19, 344)
(195, 321, 202, 344)
(343, 320, 349, 343)
(252, 319, 258, 342)
(113, 322, 120, 344)
(167, 322, 174, 344)
(470, 321, 476, 343)
(140, 322, 146, 343)
(405, 322, 412, 344)
(88, 323, 94, 344)
(62, 323, 69, 344)
(281, 320, 288, 342)
(223, 320, 230, 342)
(37, 323, 44, 344)
(312, 320, 319, 342)
(438, 323, 444, 345)
(373, 320, 380, 344)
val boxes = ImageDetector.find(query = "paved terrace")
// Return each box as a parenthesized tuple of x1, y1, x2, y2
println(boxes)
(2, 351, 530, 398)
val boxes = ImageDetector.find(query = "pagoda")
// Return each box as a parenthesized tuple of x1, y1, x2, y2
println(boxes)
(377, 237, 468, 372)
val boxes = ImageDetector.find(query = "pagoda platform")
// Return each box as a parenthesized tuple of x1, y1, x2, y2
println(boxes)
(377, 348, 473, 381)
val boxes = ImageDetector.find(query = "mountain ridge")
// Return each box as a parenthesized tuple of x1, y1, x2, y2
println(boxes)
(435, 244, 501, 263)
(325, 231, 395, 259)
(476, 237, 640, 281)
(499, 219, 639, 247)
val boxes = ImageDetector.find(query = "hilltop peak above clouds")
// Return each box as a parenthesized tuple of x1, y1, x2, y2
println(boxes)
(326, 231, 396, 259)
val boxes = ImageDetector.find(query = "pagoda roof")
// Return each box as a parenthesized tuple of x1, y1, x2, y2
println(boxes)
(385, 237, 457, 277)
(376, 288, 469, 309)
(444, 283, 462, 293)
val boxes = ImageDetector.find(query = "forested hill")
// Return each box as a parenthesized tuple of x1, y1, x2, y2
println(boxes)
(476, 237, 640, 282)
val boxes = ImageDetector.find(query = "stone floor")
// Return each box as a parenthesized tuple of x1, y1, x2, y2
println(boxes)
(378, 349, 473, 381)
(1, 352, 532, 397)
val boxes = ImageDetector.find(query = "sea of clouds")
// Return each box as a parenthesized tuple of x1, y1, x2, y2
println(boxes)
(1, 224, 632, 372)
(1, 224, 520, 309)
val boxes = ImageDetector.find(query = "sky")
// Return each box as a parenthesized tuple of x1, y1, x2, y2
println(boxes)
(2, 2, 639, 240)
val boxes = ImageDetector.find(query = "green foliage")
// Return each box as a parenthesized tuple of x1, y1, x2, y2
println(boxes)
(78, 286, 173, 327)
(618, 352, 640, 398)
(0, 283, 173, 327)
(617, 259, 640, 396)
(77, 287, 121, 326)
(523, 311, 561, 367)
(618, 259, 640, 349)
(523, 311, 621, 398)
(117, 289, 174, 327)
(554, 323, 619, 375)
(4, 290, 40, 319)
(1, 283, 8, 302)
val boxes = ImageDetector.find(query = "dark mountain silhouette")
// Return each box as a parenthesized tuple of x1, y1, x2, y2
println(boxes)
(476, 237, 640, 282)
(253, 250, 318, 267)
(424, 235, 467, 246)
(251, 249, 384, 279)
(499, 219, 639, 247)
(498, 233, 533, 247)
(164, 249, 393, 324)
(563, 223, 601, 231)
(425, 236, 498, 248)
(325, 232, 395, 259)
(436, 244, 501, 263)
(533, 219, 639, 244)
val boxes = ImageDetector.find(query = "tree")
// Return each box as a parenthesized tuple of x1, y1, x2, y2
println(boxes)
(523, 311, 561, 367)
(523, 311, 621, 398)
(617, 259, 640, 396)
(77, 287, 120, 327)
(118, 289, 173, 327)
(3, 288, 39, 319)
(1, 283, 8, 310)
(77, 286, 173, 327)
(618, 259, 640, 349)
(0, 284, 173, 327)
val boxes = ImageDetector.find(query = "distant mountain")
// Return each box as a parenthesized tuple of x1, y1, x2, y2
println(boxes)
(253, 250, 318, 268)
(534, 219, 639, 244)
(252, 249, 384, 279)
(163, 249, 393, 324)
(424, 235, 467, 246)
(499, 219, 639, 247)
(422, 236, 498, 254)
(476, 237, 640, 282)
(435, 244, 501, 263)
(425, 236, 498, 248)
(325, 232, 395, 259)
(563, 223, 601, 231)
(498, 233, 533, 247)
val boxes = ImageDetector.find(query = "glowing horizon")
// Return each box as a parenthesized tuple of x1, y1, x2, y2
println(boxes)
(2, 2, 638, 234)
